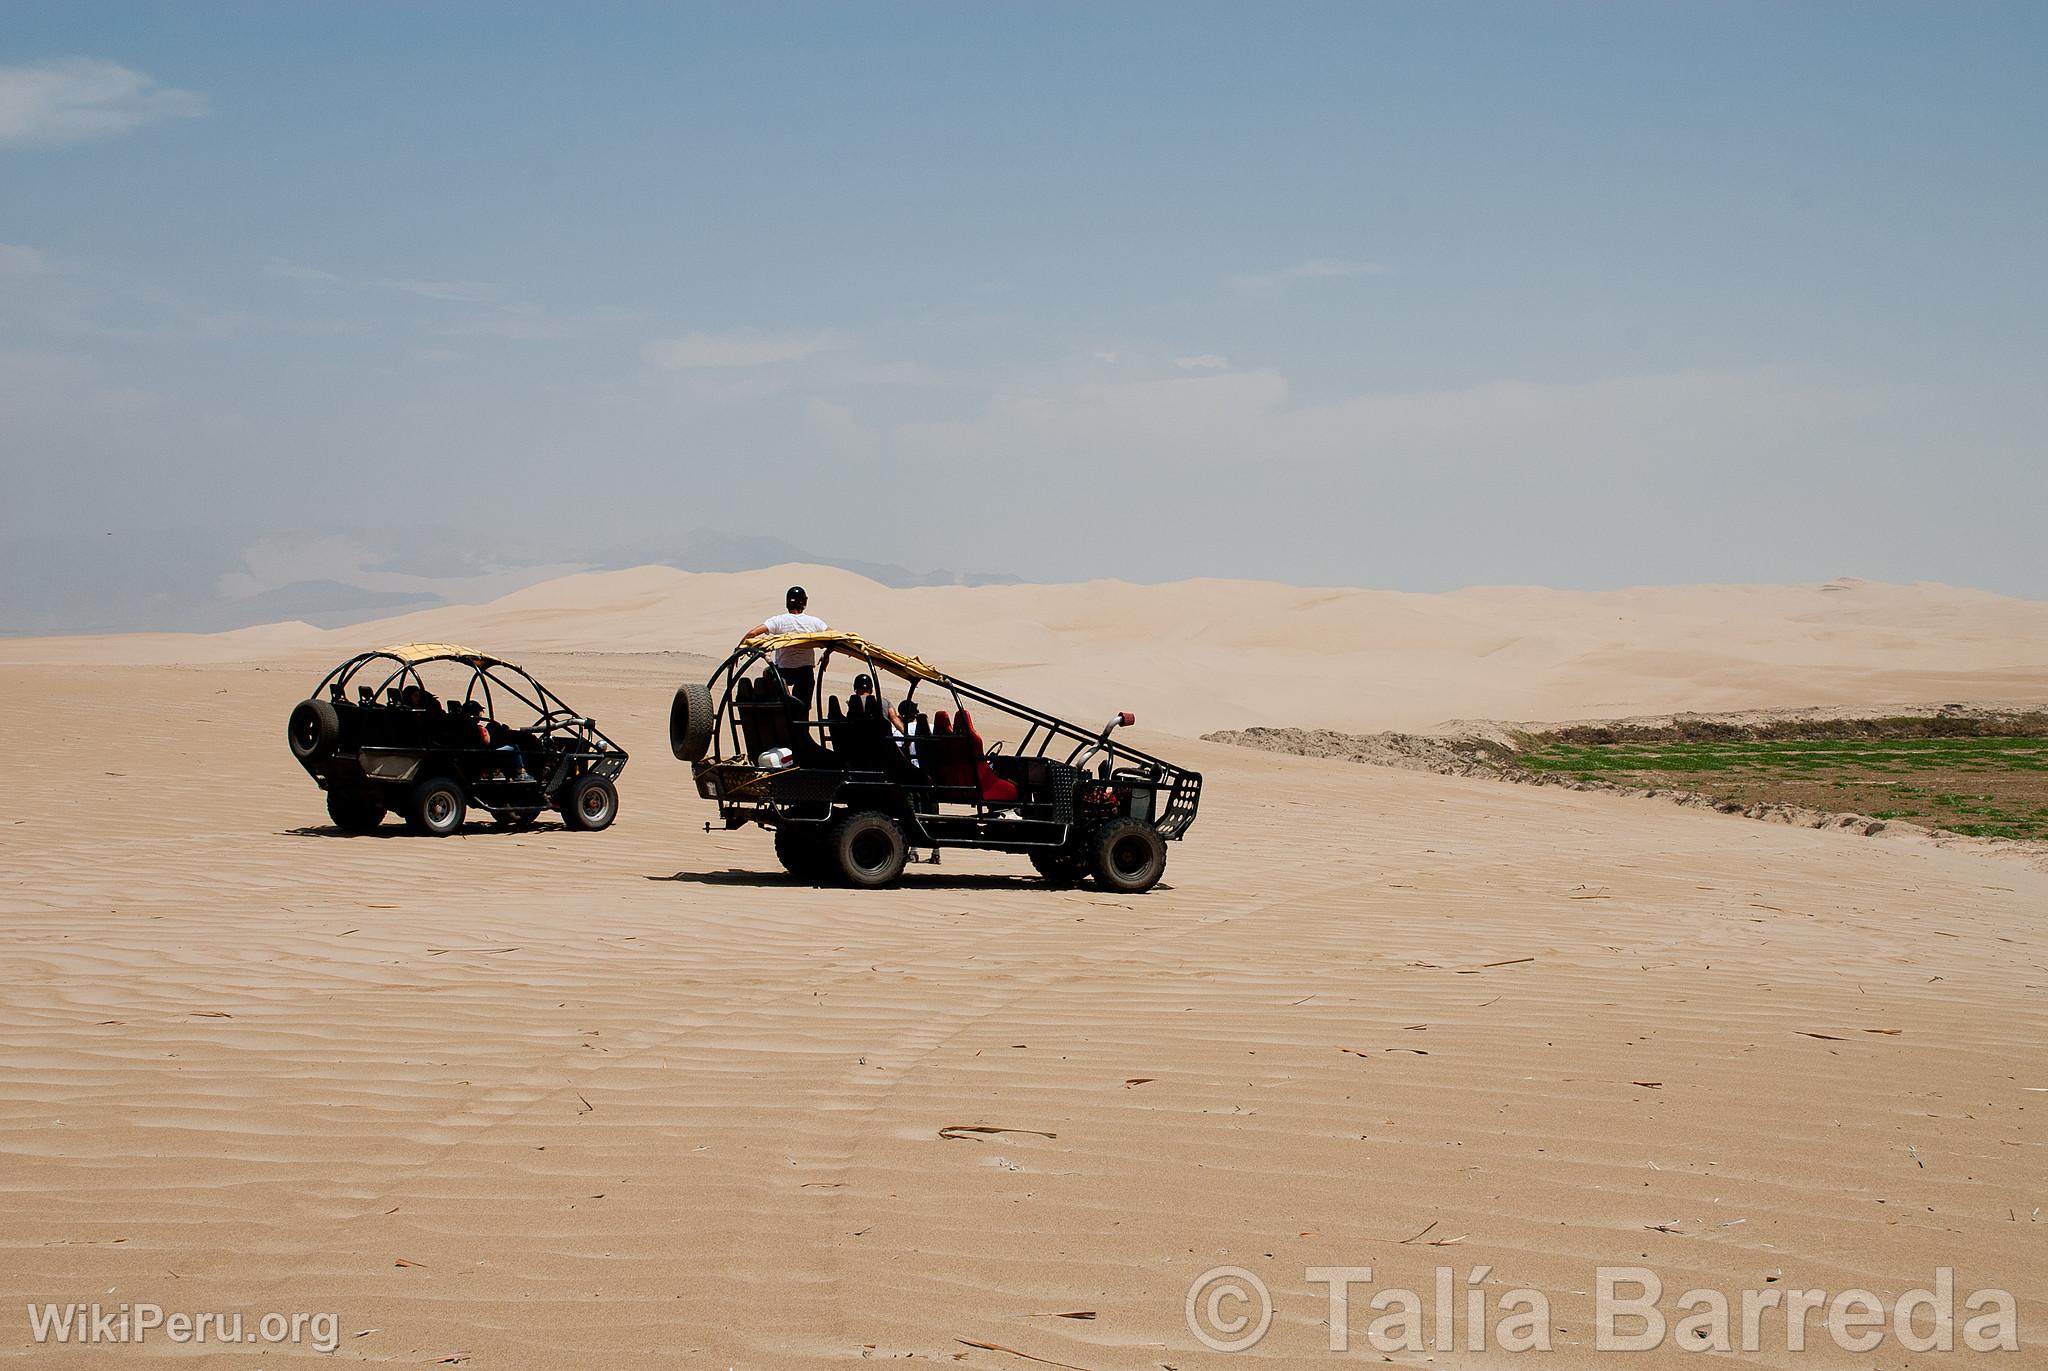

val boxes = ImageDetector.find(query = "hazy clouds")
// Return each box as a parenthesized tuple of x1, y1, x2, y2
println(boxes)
(3, 6, 2045, 633)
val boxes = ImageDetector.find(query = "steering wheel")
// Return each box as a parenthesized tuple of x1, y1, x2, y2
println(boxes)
(532, 706, 583, 737)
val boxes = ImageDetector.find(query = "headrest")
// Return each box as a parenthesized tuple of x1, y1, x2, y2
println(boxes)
(735, 677, 754, 701)
(828, 696, 844, 719)
(932, 710, 952, 735)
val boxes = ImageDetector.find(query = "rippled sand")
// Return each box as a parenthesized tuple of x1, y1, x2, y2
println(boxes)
(2, 643, 2041, 1366)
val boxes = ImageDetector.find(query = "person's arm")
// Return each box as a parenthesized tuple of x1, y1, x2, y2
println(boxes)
(742, 621, 771, 641)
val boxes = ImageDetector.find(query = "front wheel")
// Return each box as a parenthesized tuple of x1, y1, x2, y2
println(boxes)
(406, 776, 466, 836)
(325, 789, 386, 834)
(1088, 818, 1167, 894)
(829, 810, 907, 888)
(1028, 848, 1088, 885)
(562, 774, 618, 832)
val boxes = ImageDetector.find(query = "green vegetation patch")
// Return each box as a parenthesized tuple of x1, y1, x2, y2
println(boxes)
(1511, 734, 2048, 841)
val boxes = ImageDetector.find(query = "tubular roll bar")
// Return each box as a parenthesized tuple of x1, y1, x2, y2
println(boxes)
(705, 644, 1188, 785)
(315, 650, 624, 756)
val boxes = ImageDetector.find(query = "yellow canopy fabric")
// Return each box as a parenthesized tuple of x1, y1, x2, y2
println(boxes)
(379, 643, 491, 665)
(738, 630, 948, 685)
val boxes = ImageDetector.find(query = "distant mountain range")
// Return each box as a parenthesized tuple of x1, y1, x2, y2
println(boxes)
(0, 525, 1017, 636)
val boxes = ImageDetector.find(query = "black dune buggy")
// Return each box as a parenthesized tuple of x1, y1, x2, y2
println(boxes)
(287, 644, 628, 835)
(668, 631, 1200, 891)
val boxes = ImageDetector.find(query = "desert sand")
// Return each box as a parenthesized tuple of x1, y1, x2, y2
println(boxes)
(7, 565, 2047, 734)
(2, 568, 2044, 1366)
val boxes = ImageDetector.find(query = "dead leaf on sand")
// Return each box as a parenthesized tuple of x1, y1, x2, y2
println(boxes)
(940, 1125, 1057, 1141)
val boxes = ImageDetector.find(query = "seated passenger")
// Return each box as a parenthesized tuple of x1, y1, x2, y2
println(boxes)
(464, 701, 533, 783)
(895, 699, 923, 766)
(851, 673, 903, 730)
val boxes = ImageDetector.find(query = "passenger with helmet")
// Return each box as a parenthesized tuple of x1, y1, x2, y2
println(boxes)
(743, 584, 827, 718)
(851, 672, 904, 731)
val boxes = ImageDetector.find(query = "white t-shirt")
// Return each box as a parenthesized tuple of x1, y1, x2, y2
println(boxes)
(762, 612, 827, 667)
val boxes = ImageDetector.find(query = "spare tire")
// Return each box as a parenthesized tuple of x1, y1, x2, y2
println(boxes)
(670, 682, 715, 760)
(288, 698, 342, 763)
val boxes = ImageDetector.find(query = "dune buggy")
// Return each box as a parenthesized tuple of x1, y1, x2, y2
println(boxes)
(668, 631, 1200, 890)
(287, 643, 628, 835)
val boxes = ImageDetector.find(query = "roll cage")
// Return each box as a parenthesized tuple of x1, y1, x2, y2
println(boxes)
(695, 632, 1201, 845)
(316, 644, 622, 756)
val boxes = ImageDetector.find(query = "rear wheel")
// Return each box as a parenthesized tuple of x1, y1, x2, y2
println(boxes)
(562, 774, 618, 832)
(1088, 818, 1167, 894)
(288, 699, 342, 764)
(670, 683, 715, 761)
(773, 826, 830, 880)
(406, 776, 466, 836)
(325, 789, 386, 834)
(829, 810, 907, 888)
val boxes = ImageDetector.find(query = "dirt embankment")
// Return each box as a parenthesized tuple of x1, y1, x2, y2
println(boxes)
(1205, 705, 2048, 866)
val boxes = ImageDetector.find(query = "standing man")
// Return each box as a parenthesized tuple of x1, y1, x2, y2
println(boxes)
(744, 585, 827, 717)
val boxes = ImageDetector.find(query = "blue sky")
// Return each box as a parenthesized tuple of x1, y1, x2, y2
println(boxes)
(3, 2, 2044, 624)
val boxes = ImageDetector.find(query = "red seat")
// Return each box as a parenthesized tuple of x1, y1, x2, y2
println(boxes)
(928, 711, 975, 792)
(953, 709, 1019, 804)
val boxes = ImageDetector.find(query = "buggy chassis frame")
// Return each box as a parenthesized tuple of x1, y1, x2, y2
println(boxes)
(302, 646, 627, 819)
(691, 635, 1201, 857)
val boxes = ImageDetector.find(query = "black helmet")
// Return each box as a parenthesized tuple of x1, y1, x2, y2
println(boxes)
(786, 585, 807, 610)
(853, 673, 873, 693)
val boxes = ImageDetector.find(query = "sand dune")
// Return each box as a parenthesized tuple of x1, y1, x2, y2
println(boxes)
(2, 577, 2044, 1364)
(3, 565, 2044, 733)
